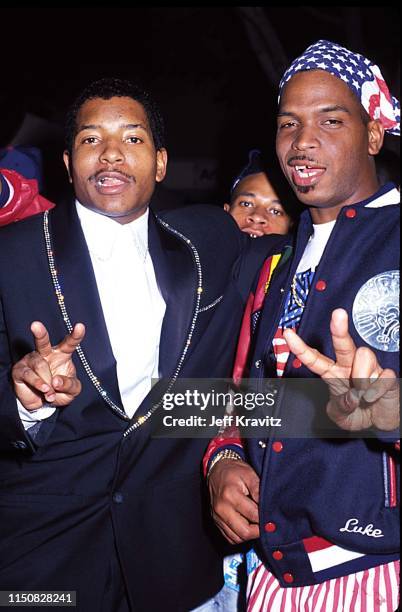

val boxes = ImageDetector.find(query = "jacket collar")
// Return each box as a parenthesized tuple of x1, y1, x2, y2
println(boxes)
(48, 199, 197, 416)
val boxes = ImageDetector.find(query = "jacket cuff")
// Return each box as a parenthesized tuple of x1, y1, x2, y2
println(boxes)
(0, 372, 36, 453)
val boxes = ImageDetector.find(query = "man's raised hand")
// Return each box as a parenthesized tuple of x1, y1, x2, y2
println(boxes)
(12, 321, 85, 410)
(283, 309, 399, 431)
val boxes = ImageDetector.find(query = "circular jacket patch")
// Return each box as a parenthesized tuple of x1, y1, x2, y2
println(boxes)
(352, 271, 399, 352)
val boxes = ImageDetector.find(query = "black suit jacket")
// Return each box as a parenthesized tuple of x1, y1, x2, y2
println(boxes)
(0, 199, 283, 611)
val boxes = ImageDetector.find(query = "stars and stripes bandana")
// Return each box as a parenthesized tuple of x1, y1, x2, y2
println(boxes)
(278, 40, 400, 136)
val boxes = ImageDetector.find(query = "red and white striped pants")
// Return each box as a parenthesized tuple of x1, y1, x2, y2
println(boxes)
(247, 561, 400, 611)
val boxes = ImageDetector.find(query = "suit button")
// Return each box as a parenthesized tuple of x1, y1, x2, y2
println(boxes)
(345, 208, 357, 218)
(315, 280, 327, 291)
(264, 522, 277, 533)
(272, 550, 283, 561)
(272, 441, 283, 453)
(292, 358, 302, 369)
(255, 360, 262, 369)
(283, 573, 294, 583)
(112, 492, 124, 504)
(12, 440, 27, 449)
(258, 440, 267, 448)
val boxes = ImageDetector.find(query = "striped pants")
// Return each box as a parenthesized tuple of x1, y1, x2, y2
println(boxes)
(247, 561, 400, 611)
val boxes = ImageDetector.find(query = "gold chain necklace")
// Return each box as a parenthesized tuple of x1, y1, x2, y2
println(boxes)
(290, 274, 305, 309)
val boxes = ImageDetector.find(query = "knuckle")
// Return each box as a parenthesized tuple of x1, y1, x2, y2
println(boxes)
(214, 500, 227, 516)
(237, 526, 250, 541)
(221, 487, 236, 504)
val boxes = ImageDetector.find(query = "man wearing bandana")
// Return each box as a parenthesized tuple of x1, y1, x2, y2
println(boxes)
(206, 40, 400, 611)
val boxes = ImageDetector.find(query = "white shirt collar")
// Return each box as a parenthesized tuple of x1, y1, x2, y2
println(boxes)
(364, 186, 400, 208)
(75, 200, 149, 261)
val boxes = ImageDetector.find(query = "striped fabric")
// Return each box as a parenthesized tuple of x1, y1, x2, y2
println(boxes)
(232, 253, 282, 385)
(272, 328, 290, 377)
(247, 560, 400, 611)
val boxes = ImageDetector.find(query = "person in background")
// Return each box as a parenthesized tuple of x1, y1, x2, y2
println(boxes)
(224, 149, 299, 238)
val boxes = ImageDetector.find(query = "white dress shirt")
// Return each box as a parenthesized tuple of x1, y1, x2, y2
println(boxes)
(18, 201, 166, 428)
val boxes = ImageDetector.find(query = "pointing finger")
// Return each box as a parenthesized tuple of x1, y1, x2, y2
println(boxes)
(31, 321, 52, 358)
(283, 328, 335, 376)
(57, 323, 86, 355)
(329, 309, 357, 370)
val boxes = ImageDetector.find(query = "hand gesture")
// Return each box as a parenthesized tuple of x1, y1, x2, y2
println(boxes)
(12, 321, 85, 410)
(208, 459, 260, 544)
(283, 309, 399, 431)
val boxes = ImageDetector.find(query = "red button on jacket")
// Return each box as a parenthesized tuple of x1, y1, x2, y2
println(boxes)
(273, 550, 284, 561)
(315, 280, 327, 291)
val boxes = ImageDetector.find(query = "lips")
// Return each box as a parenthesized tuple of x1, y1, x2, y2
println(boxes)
(92, 171, 132, 195)
(242, 227, 265, 238)
(289, 162, 326, 187)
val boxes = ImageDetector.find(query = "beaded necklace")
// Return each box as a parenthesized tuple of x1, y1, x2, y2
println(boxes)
(43, 211, 204, 436)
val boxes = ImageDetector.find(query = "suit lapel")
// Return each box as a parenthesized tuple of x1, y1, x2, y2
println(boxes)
(48, 203, 197, 421)
(148, 212, 196, 381)
(49, 199, 123, 407)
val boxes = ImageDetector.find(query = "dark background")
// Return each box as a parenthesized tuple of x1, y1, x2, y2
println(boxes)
(1, 6, 400, 205)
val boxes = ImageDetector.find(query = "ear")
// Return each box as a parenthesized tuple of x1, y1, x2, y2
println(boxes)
(223, 203, 231, 212)
(367, 120, 384, 156)
(155, 148, 168, 183)
(63, 151, 73, 183)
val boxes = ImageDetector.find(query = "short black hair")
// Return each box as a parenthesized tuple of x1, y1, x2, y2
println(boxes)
(65, 77, 165, 154)
(230, 148, 302, 222)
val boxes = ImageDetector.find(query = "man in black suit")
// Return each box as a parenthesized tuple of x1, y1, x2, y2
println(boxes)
(0, 78, 280, 611)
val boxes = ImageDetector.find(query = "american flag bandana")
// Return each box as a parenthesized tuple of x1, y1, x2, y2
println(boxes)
(279, 40, 400, 136)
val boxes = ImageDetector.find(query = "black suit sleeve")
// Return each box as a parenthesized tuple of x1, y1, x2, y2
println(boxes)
(0, 295, 36, 453)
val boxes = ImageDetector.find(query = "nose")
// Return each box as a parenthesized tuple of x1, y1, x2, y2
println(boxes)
(247, 210, 267, 226)
(99, 140, 124, 164)
(292, 125, 319, 152)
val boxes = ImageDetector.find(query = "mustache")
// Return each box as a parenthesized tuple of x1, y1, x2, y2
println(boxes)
(287, 155, 321, 166)
(89, 169, 135, 182)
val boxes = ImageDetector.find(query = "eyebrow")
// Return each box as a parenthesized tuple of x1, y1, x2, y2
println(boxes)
(235, 192, 282, 205)
(236, 191, 257, 198)
(77, 123, 148, 134)
(278, 105, 351, 118)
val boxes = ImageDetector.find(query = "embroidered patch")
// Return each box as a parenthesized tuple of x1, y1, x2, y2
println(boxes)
(352, 271, 399, 352)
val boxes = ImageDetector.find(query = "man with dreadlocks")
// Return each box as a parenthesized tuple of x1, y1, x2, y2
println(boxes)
(206, 40, 400, 611)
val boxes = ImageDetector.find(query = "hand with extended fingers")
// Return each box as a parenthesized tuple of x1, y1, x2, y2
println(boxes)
(12, 321, 85, 411)
(283, 308, 399, 431)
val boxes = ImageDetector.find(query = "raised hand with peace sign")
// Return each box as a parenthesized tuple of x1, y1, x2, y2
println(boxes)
(283, 309, 399, 432)
(12, 321, 85, 410)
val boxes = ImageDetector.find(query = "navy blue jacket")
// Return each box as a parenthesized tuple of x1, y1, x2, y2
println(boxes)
(0, 196, 282, 612)
(244, 184, 400, 586)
